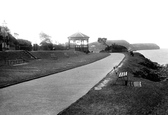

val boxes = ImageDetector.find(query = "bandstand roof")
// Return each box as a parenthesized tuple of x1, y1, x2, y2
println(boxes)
(68, 32, 89, 40)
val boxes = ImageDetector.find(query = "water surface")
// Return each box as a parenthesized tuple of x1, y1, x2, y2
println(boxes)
(137, 49, 168, 65)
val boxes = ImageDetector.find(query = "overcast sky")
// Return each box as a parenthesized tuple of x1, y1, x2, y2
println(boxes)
(0, 0, 168, 48)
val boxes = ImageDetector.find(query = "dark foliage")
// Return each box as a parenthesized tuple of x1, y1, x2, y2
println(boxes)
(133, 68, 161, 81)
(17, 39, 32, 51)
(33, 44, 39, 51)
(39, 32, 54, 50)
(138, 58, 160, 69)
(53, 44, 66, 50)
(0, 34, 3, 41)
(105, 43, 128, 52)
(126, 53, 162, 81)
(0, 26, 19, 50)
(40, 42, 53, 50)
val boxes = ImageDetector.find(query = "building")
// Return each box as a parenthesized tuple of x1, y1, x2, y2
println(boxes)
(68, 32, 89, 52)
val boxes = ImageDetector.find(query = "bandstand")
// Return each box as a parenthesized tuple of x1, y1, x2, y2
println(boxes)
(68, 32, 89, 52)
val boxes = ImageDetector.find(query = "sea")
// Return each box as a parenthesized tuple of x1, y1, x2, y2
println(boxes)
(137, 49, 168, 65)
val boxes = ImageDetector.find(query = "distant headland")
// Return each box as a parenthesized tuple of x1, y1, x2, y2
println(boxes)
(89, 39, 160, 52)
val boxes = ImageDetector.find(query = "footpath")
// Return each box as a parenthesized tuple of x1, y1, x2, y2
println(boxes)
(0, 52, 109, 88)
(0, 53, 124, 115)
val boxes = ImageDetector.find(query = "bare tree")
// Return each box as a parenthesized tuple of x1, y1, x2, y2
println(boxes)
(97, 37, 108, 46)
(39, 32, 53, 50)
(39, 32, 51, 42)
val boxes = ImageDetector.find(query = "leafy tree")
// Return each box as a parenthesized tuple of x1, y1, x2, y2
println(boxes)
(0, 26, 18, 50)
(0, 32, 3, 42)
(53, 43, 66, 50)
(105, 43, 127, 52)
(39, 32, 53, 50)
(33, 44, 39, 51)
(17, 39, 32, 51)
(8, 33, 18, 48)
(40, 41, 53, 50)
(0, 26, 10, 38)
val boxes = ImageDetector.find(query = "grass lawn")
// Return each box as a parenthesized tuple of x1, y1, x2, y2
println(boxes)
(0, 52, 110, 89)
(58, 52, 168, 115)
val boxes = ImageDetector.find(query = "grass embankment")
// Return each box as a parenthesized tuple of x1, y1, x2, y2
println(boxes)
(0, 52, 110, 89)
(58, 52, 168, 115)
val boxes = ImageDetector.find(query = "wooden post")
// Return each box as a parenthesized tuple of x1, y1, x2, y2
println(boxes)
(87, 39, 89, 51)
(81, 40, 83, 51)
(68, 39, 70, 49)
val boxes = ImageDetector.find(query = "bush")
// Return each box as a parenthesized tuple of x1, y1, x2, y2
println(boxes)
(17, 39, 32, 51)
(105, 43, 128, 52)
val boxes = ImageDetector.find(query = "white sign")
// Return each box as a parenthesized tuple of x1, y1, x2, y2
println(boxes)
(133, 81, 142, 87)
(119, 72, 127, 78)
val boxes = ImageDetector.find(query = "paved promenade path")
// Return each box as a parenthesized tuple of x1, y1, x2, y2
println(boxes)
(0, 53, 124, 115)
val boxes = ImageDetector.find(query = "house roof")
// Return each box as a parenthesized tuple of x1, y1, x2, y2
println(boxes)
(68, 32, 89, 40)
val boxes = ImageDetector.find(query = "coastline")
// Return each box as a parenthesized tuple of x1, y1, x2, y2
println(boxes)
(137, 48, 168, 65)
(58, 52, 168, 115)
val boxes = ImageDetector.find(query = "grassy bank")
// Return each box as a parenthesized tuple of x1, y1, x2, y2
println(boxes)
(0, 52, 110, 89)
(58, 52, 168, 115)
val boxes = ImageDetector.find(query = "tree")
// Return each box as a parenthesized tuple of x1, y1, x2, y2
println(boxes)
(97, 37, 108, 46)
(0, 26, 10, 37)
(39, 32, 51, 42)
(105, 43, 127, 52)
(17, 39, 32, 51)
(40, 41, 53, 50)
(0, 26, 18, 50)
(0, 27, 4, 42)
(7, 33, 18, 49)
(98, 38, 128, 52)
(39, 32, 53, 50)
(33, 44, 39, 51)
(53, 43, 66, 50)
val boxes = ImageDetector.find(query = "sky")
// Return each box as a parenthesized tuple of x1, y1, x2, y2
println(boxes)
(0, 0, 168, 48)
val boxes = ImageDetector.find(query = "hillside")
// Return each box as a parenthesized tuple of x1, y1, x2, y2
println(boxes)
(131, 43, 160, 51)
(58, 52, 168, 115)
(89, 40, 160, 52)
